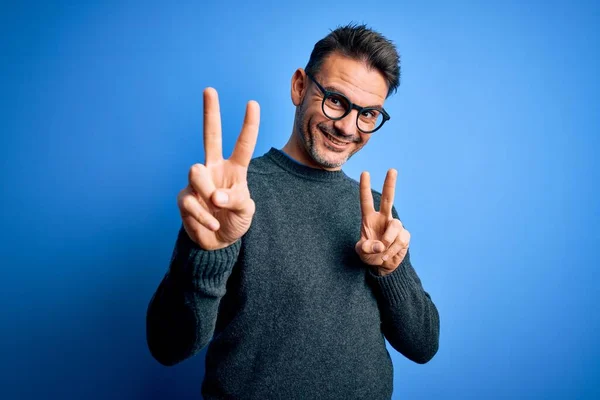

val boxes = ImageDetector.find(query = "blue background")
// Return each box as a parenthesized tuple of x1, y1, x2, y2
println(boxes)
(1, 1, 598, 399)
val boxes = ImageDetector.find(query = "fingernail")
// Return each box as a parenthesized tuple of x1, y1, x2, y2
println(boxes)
(374, 243, 384, 252)
(215, 191, 228, 204)
(382, 255, 389, 261)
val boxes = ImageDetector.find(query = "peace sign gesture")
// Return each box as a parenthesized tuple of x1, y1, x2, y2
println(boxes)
(355, 169, 411, 275)
(177, 88, 260, 250)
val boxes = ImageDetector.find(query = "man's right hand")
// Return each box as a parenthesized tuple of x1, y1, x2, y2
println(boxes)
(177, 88, 260, 251)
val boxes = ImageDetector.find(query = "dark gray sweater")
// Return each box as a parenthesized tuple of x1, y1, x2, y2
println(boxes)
(146, 148, 440, 399)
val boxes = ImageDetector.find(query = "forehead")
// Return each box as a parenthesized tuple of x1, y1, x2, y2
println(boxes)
(316, 53, 388, 105)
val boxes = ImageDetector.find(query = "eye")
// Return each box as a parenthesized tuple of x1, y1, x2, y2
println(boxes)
(361, 110, 374, 119)
(361, 109, 380, 120)
(325, 94, 348, 110)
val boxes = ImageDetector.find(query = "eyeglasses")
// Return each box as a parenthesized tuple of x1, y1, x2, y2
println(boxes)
(306, 73, 390, 134)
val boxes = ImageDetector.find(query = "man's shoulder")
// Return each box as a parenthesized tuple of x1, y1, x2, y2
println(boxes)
(342, 174, 392, 214)
(247, 149, 281, 176)
(341, 174, 384, 198)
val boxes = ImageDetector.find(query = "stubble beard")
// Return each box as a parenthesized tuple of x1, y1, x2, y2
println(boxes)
(295, 104, 358, 170)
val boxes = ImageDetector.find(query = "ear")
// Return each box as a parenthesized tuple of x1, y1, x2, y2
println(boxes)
(291, 68, 308, 107)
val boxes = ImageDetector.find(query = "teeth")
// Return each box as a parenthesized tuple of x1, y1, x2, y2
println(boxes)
(326, 132, 346, 145)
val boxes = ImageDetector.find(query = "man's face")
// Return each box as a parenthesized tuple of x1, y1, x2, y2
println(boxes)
(293, 53, 389, 170)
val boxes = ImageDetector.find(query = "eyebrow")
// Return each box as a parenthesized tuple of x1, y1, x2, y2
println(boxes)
(322, 84, 384, 109)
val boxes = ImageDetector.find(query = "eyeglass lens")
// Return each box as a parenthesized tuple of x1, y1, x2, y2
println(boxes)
(322, 93, 384, 133)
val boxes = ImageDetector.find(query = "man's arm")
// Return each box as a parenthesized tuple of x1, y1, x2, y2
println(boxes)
(366, 245, 440, 364)
(355, 171, 440, 363)
(146, 225, 241, 366)
(146, 88, 257, 366)
(364, 201, 440, 364)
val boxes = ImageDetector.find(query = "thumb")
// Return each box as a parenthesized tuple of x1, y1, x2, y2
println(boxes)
(211, 187, 255, 214)
(356, 239, 386, 255)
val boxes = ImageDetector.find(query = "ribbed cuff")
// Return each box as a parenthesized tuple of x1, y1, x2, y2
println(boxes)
(171, 226, 242, 295)
(367, 254, 416, 305)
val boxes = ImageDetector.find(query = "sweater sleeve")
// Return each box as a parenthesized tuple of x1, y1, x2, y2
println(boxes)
(365, 207, 440, 364)
(146, 225, 241, 366)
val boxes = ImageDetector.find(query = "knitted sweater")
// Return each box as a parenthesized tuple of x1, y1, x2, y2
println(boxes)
(146, 148, 440, 399)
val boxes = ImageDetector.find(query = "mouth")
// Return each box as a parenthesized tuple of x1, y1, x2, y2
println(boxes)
(320, 128, 350, 150)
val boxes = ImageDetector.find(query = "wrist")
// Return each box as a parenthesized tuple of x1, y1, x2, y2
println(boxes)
(375, 267, 395, 276)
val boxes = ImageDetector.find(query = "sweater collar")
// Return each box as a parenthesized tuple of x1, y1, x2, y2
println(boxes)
(266, 147, 347, 182)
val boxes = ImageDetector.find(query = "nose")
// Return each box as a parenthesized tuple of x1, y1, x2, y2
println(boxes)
(332, 110, 359, 138)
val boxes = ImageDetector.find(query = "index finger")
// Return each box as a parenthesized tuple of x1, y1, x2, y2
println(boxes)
(230, 100, 260, 167)
(380, 168, 397, 218)
(360, 171, 375, 217)
(203, 88, 223, 165)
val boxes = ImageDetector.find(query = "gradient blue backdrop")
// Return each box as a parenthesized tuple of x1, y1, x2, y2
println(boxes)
(1, 1, 598, 399)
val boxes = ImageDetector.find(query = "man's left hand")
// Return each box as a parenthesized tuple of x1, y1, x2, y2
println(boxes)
(355, 169, 410, 276)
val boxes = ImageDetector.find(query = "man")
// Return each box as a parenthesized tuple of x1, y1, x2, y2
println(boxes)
(146, 24, 440, 399)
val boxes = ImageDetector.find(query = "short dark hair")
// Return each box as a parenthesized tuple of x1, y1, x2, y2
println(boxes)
(305, 23, 401, 97)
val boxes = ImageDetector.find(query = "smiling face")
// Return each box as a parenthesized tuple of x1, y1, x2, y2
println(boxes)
(284, 52, 389, 171)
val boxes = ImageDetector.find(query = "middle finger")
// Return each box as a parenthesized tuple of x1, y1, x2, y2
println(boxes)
(380, 169, 397, 218)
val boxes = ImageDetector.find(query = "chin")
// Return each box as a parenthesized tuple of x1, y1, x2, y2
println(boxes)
(301, 121, 354, 169)
(310, 142, 349, 169)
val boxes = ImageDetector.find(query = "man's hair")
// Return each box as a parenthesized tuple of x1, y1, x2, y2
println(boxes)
(305, 23, 401, 97)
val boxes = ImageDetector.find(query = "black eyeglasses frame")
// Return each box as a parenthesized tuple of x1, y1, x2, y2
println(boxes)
(306, 73, 390, 134)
